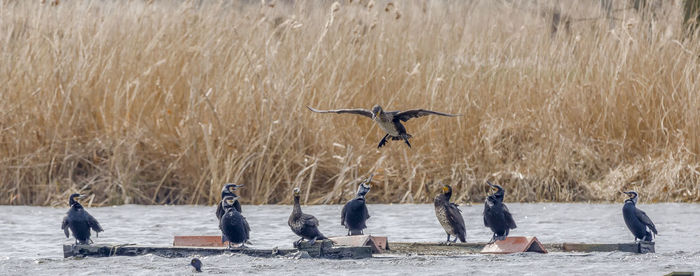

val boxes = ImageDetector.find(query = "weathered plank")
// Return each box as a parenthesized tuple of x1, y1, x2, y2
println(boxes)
(387, 241, 654, 255)
(63, 240, 372, 259)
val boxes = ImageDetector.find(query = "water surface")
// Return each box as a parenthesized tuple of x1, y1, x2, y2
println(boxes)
(1, 203, 698, 275)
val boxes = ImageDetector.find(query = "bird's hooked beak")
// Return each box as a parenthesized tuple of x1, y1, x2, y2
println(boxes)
(227, 183, 243, 193)
(363, 174, 373, 187)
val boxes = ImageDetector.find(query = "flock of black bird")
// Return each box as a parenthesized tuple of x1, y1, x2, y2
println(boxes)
(61, 105, 659, 268)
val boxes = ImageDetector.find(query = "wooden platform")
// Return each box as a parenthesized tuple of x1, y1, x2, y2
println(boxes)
(63, 240, 372, 259)
(387, 241, 654, 255)
(63, 240, 654, 259)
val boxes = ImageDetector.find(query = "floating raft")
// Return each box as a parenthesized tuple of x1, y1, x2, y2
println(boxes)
(63, 240, 372, 259)
(63, 237, 654, 259)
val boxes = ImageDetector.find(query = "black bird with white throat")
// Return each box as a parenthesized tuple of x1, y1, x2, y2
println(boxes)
(61, 193, 104, 245)
(434, 184, 466, 243)
(216, 183, 244, 222)
(483, 182, 517, 243)
(622, 191, 657, 242)
(307, 105, 461, 148)
(341, 175, 372, 235)
(219, 196, 250, 248)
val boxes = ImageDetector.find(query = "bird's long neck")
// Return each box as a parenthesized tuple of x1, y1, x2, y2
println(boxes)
(445, 190, 452, 201)
(625, 197, 637, 205)
(293, 196, 302, 217)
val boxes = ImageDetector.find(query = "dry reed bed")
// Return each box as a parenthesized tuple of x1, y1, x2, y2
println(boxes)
(0, 0, 698, 206)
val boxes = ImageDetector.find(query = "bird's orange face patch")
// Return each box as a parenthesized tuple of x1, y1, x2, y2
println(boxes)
(442, 186, 449, 193)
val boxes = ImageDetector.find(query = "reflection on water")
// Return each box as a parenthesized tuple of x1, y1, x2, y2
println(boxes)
(1, 203, 699, 275)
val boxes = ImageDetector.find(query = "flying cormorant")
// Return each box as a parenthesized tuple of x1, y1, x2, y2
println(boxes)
(219, 196, 250, 248)
(341, 175, 372, 235)
(288, 188, 328, 247)
(307, 105, 461, 148)
(190, 258, 203, 272)
(483, 182, 516, 243)
(61, 193, 104, 245)
(216, 183, 244, 221)
(434, 184, 466, 243)
(622, 191, 658, 242)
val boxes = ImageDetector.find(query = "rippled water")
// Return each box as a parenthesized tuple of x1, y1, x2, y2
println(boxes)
(1, 203, 699, 275)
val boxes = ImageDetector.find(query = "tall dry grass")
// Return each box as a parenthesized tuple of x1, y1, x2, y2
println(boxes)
(0, 0, 698, 206)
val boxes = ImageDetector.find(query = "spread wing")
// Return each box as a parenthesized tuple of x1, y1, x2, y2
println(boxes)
(503, 204, 517, 229)
(86, 212, 104, 237)
(394, 109, 461, 122)
(307, 106, 373, 118)
(301, 214, 319, 227)
(635, 209, 657, 234)
(341, 203, 347, 226)
(61, 216, 70, 238)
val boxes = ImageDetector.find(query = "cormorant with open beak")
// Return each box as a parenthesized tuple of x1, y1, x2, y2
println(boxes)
(483, 182, 516, 243)
(307, 105, 461, 148)
(288, 188, 328, 247)
(219, 196, 250, 248)
(61, 193, 104, 245)
(341, 175, 372, 235)
(434, 184, 466, 243)
(216, 183, 244, 222)
(622, 191, 658, 242)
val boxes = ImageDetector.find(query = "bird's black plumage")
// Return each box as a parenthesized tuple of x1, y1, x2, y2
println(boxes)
(341, 175, 372, 235)
(434, 184, 466, 243)
(190, 258, 203, 272)
(622, 191, 657, 242)
(288, 188, 327, 246)
(307, 105, 461, 148)
(216, 183, 243, 222)
(483, 182, 516, 243)
(219, 196, 250, 247)
(61, 193, 103, 245)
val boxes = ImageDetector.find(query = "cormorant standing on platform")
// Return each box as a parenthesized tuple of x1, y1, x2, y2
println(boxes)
(483, 182, 516, 243)
(307, 105, 461, 148)
(288, 187, 327, 246)
(434, 184, 466, 243)
(219, 196, 250, 248)
(61, 193, 104, 245)
(341, 175, 372, 235)
(216, 183, 243, 222)
(622, 191, 658, 242)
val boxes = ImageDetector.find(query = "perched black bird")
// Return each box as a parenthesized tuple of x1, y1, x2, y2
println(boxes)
(434, 184, 466, 243)
(622, 191, 658, 242)
(341, 175, 372, 235)
(190, 258, 203, 272)
(483, 182, 517, 243)
(216, 183, 244, 222)
(61, 193, 103, 245)
(307, 105, 461, 148)
(288, 188, 327, 247)
(219, 196, 250, 248)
